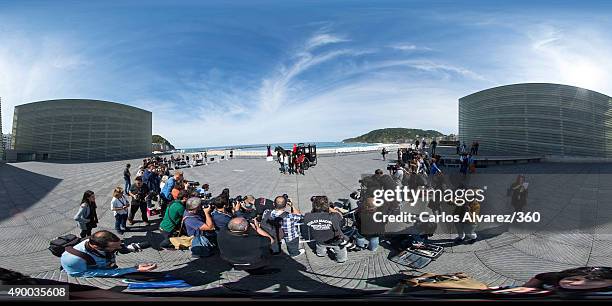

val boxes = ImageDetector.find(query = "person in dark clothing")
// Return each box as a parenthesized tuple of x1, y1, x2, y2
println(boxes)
(128, 176, 150, 226)
(431, 139, 437, 156)
(74, 190, 98, 238)
(510, 175, 528, 212)
(217, 217, 278, 275)
(523, 267, 612, 292)
(123, 164, 131, 195)
(355, 197, 386, 251)
(303, 196, 348, 263)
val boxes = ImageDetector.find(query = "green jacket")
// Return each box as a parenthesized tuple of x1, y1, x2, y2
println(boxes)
(160, 200, 185, 232)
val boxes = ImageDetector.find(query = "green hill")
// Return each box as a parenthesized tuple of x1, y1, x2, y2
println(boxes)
(342, 128, 444, 144)
(152, 134, 176, 150)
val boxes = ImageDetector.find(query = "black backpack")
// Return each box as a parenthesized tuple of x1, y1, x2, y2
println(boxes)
(49, 234, 81, 257)
(261, 210, 288, 240)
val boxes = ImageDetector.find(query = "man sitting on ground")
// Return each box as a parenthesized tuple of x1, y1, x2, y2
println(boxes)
(217, 217, 278, 275)
(159, 190, 190, 249)
(60, 230, 157, 277)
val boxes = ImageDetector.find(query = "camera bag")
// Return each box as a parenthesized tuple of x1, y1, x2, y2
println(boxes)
(49, 234, 82, 257)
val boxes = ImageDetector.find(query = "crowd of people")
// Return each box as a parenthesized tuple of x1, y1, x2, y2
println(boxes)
(276, 146, 308, 175)
(55, 151, 611, 299)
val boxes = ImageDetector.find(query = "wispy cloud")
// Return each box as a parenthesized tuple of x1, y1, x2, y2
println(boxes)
(389, 43, 432, 52)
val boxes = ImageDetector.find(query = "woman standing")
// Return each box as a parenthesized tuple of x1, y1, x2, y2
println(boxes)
(74, 190, 98, 238)
(511, 175, 528, 212)
(111, 187, 130, 234)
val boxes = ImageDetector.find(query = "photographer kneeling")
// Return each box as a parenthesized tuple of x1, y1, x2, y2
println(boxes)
(159, 190, 190, 249)
(183, 197, 216, 257)
(61, 230, 157, 278)
(303, 196, 350, 263)
(217, 217, 279, 275)
(354, 196, 386, 251)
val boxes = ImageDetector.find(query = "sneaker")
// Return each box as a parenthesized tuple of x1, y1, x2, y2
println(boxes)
(291, 249, 306, 257)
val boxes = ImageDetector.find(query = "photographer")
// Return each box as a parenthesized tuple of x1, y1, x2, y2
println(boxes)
(159, 190, 190, 249)
(261, 195, 305, 257)
(61, 230, 157, 277)
(453, 188, 481, 244)
(303, 196, 349, 263)
(128, 176, 150, 226)
(234, 195, 258, 221)
(183, 197, 216, 257)
(354, 196, 385, 251)
(160, 170, 183, 219)
(196, 183, 212, 199)
(217, 217, 279, 275)
(211, 196, 234, 231)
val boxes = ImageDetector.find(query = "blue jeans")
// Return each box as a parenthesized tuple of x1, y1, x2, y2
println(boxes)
(270, 237, 301, 256)
(356, 236, 380, 251)
(114, 214, 128, 232)
(124, 179, 131, 194)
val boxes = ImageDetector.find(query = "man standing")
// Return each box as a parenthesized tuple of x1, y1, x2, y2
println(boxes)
(431, 139, 437, 156)
(160, 171, 183, 219)
(128, 176, 150, 226)
(261, 196, 305, 257)
(123, 164, 131, 195)
(381, 147, 388, 161)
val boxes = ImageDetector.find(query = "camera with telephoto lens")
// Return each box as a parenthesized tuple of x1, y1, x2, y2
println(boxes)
(187, 181, 200, 188)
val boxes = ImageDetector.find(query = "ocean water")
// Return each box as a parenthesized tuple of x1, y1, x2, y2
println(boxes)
(182, 142, 379, 153)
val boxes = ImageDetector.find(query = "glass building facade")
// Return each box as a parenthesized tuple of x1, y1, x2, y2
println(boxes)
(459, 83, 612, 157)
(12, 99, 152, 160)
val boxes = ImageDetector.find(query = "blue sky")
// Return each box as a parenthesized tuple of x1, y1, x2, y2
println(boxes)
(2, 0, 612, 148)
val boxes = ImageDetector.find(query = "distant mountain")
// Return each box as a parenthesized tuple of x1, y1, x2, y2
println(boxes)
(342, 128, 444, 144)
(152, 135, 176, 150)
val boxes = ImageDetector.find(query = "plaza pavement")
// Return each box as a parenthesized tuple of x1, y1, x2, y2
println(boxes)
(0, 152, 610, 297)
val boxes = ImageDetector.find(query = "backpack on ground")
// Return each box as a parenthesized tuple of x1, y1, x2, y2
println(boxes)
(394, 272, 489, 292)
(49, 234, 81, 257)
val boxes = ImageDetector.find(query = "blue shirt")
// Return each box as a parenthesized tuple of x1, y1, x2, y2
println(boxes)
(430, 162, 442, 176)
(161, 177, 176, 199)
(183, 210, 205, 236)
(211, 210, 232, 231)
(60, 240, 137, 277)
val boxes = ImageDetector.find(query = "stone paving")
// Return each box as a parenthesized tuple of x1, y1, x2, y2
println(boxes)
(0, 152, 610, 296)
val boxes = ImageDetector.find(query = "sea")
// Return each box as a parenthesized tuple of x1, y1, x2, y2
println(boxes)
(181, 142, 379, 153)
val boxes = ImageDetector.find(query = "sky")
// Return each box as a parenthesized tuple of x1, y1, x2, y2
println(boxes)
(2, 0, 612, 148)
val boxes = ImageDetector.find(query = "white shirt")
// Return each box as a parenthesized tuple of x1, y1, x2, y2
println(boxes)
(111, 196, 130, 216)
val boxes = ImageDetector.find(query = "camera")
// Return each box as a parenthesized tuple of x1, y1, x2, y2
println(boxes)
(230, 195, 243, 205)
(187, 181, 200, 188)
(387, 163, 399, 171)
